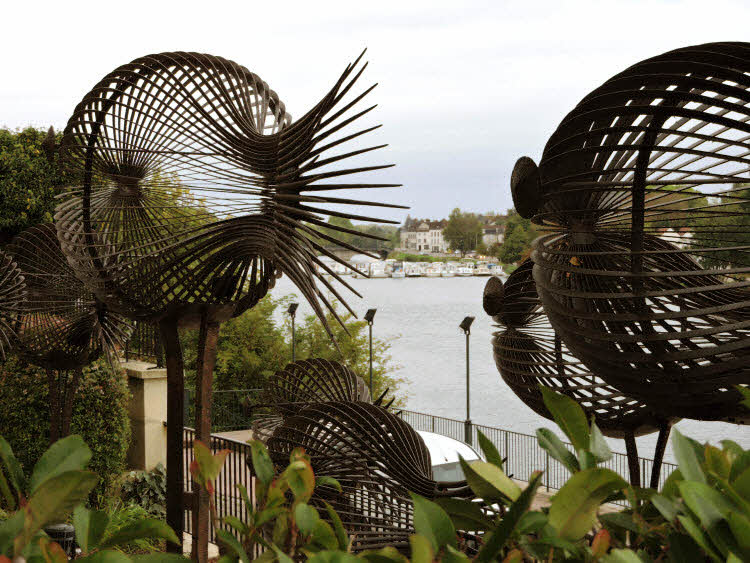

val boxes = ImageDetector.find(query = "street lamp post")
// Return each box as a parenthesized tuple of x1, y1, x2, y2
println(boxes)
(287, 303, 299, 361)
(459, 316, 475, 445)
(364, 308, 377, 396)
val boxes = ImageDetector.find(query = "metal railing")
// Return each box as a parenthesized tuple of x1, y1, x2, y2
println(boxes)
(397, 409, 678, 493)
(181, 406, 679, 546)
(124, 321, 164, 367)
(184, 389, 262, 432)
(182, 427, 257, 547)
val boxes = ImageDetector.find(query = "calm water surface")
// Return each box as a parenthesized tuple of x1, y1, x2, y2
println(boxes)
(271, 275, 750, 461)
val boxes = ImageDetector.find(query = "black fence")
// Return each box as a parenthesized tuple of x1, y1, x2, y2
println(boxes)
(397, 409, 678, 494)
(182, 427, 258, 549)
(123, 322, 163, 366)
(184, 389, 262, 432)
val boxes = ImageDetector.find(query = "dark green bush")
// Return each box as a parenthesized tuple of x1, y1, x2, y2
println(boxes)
(121, 463, 167, 518)
(0, 355, 130, 504)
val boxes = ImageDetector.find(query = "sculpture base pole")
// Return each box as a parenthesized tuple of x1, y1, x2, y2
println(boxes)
(192, 312, 220, 563)
(624, 432, 641, 488)
(650, 423, 671, 489)
(159, 319, 184, 554)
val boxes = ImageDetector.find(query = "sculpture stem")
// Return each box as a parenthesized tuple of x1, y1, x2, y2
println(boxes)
(192, 311, 220, 563)
(159, 318, 184, 554)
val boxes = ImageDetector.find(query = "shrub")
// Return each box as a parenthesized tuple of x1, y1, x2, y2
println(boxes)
(121, 463, 167, 519)
(180, 294, 403, 405)
(0, 355, 130, 504)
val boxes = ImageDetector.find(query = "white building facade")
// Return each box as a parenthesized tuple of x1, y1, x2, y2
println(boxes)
(400, 220, 448, 253)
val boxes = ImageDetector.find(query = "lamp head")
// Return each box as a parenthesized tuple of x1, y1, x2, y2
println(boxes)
(364, 308, 377, 324)
(287, 303, 299, 317)
(459, 316, 475, 333)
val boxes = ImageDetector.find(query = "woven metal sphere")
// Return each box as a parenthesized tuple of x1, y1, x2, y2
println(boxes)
(7, 224, 131, 370)
(252, 358, 372, 440)
(484, 261, 671, 438)
(265, 401, 470, 552)
(0, 251, 25, 360)
(515, 42, 750, 422)
(56, 51, 402, 330)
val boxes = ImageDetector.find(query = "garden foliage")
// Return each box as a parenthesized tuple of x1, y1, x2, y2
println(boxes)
(0, 357, 130, 504)
(197, 387, 750, 562)
(0, 435, 186, 562)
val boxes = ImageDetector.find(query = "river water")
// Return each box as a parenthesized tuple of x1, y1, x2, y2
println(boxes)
(270, 275, 750, 461)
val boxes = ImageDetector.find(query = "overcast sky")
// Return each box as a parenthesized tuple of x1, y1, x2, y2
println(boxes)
(3, 0, 750, 223)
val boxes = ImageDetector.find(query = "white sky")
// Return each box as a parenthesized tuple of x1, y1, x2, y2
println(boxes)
(2, 0, 750, 222)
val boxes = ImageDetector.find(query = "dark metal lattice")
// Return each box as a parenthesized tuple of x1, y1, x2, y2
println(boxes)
(513, 42, 750, 423)
(484, 260, 672, 439)
(0, 251, 25, 360)
(55, 50, 402, 557)
(252, 358, 372, 440)
(56, 50, 403, 331)
(254, 359, 471, 551)
(266, 401, 471, 552)
(6, 224, 131, 442)
(8, 224, 131, 370)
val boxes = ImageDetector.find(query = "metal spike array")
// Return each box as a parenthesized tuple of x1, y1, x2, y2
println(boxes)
(0, 251, 25, 360)
(256, 359, 472, 552)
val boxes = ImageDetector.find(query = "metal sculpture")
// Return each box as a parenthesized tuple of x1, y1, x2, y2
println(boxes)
(56, 51, 402, 557)
(513, 42, 750, 425)
(266, 401, 470, 552)
(0, 251, 25, 360)
(483, 261, 674, 486)
(7, 224, 131, 443)
(252, 358, 372, 440)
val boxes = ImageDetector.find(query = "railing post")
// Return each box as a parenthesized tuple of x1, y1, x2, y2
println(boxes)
(464, 419, 473, 446)
(504, 432, 509, 472)
(545, 452, 550, 492)
(431, 415, 435, 433)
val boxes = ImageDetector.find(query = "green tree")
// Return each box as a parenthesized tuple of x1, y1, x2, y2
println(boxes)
(498, 209, 537, 264)
(180, 294, 403, 404)
(0, 127, 73, 245)
(442, 208, 484, 256)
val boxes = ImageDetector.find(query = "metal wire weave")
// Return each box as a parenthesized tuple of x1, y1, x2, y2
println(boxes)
(514, 42, 750, 422)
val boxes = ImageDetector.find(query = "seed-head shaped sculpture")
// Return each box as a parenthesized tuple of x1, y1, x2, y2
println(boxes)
(515, 42, 750, 422)
(265, 401, 470, 552)
(0, 251, 25, 360)
(56, 51, 403, 331)
(8, 223, 131, 370)
(483, 260, 672, 438)
(252, 358, 372, 440)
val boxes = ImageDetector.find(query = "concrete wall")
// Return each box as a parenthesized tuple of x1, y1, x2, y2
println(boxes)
(123, 360, 167, 470)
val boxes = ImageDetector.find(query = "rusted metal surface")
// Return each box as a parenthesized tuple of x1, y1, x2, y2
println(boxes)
(0, 251, 25, 360)
(513, 42, 750, 423)
(255, 359, 470, 552)
(267, 401, 471, 552)
(252, 358, 372, 440)
(483, 260, 674, 484)
(55, 50, 402, 547)
(6, 224, 131, 442)
(483, 260, 672, 439)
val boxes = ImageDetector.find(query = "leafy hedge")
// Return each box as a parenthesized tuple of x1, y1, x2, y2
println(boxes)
(0, 355, 130, 504)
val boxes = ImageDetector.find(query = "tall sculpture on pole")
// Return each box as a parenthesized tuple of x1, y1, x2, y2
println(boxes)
(512, 42, 750, 425)
(56, 51, 402, 559)
(483, 260, 674, 486)
(7, 224, 131, 443)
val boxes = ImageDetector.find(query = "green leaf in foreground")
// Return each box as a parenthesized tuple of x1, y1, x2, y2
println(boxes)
(476, 470, 542, 562)
(548, 467, 627, 540)
(410, 493, 457, 552)
(539, 386, 590, 451)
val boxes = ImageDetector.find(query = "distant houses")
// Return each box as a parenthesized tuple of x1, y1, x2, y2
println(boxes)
(398, 215, 506, 254)
(400, 219, 449, 252)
